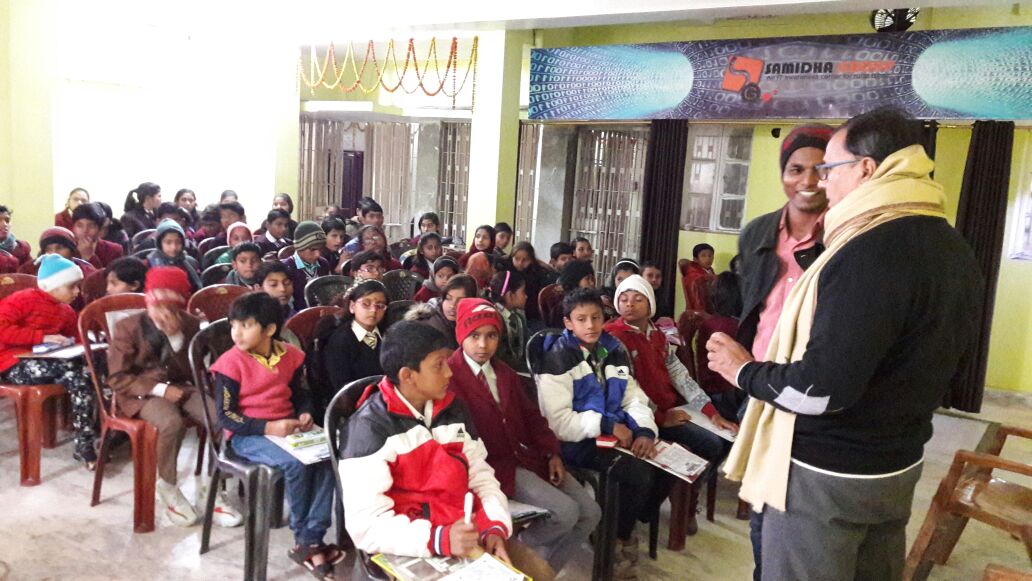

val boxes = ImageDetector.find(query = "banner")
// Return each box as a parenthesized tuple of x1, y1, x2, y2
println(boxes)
(528, 27, 1032, 120)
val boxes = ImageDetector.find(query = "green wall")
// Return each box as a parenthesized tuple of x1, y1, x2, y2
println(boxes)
(538, 5, 1032, 394)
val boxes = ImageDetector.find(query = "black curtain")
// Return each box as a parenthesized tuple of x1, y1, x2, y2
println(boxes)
(947, 120, 1015, 412)
(639, 120, 689, 318)
(918, 120, 938, 175)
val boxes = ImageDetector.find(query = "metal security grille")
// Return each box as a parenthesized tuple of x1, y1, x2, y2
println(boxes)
(298, 116, 367, 221)
(570, 125, 649, 285)
(514, 122, 543, 244)
(364, 122, 417, 231)
(437, 121, 471, 243)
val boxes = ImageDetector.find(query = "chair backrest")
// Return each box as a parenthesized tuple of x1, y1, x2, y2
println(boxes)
(678, 309, 709, 380)
(0, 273, 37, 300)
(382, 300, 413, 331)
(304, 275, 351, 307)
(444, 249, 463, 261)
(133, 248, 153, 260)
(201, 263, 233, 287)
(201, 245, 230, 270)
(78, 293, 148, 421)
(130, 228, 156, 249)
(196, 237, 218, 255)
(388, 240, 412, 260)
(325, 375, 384, 472)
(80, 268, 109, 305)
(537, 283, 563, 323)
(277, 245, 295, 260)
(525, 328, 564, 377)
(381, 269, 423, 302)
(284, 306, 344, 348)
(187, 284, 248, 322)
(188, 319, 236, 459)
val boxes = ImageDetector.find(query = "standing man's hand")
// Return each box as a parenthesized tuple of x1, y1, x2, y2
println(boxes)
(706, 332, 755, 386)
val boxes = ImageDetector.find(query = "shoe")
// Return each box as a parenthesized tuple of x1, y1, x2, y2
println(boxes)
(157, 480, 199, 527)
(195, 482, 243, 528)
(619, 535, 640, 565)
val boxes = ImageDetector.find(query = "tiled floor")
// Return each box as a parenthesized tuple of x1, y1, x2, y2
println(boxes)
(0, 390, 1028, 580)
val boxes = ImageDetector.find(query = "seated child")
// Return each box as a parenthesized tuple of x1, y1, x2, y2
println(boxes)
(147, 219, 202, 291)
(544, 242, 574, 285)
(107, 267, 242, 527)
(411, 211, 441, 245)
(694, 272, 747, 421)
(545, 260, 596, 328)
(105, 256, 148, 295)
(413, 256, 458, 303)
(256, 209, 292, 256)
(447, 299, 599, 574)
(0, 254, 96, 465)
(464, 251, 495, 291)
(405, 274, 477, 350)
(18, 227, 97, 281)
(310, 280, 389, 421)
(344, 225, 402, 271)
(190, 205, 222, 243)
(282, 221, 330, 309)
(357, 197, 384, 227)
(571, 237, 593, 262)
(640, 261, 663, 292)
(271, 193, 299, 238)
(493, 222, 513, 257)
(602, 258, 641, 321)
(0, 204, 33, 266)
(215, 221, 254, 264)
(488, 270, 529, 374)
(458, 225, 495, 268)
(508, 242, 550, 324)
(214, 201, 247, 246)
(537, 288, 667, 578)
(257, 260, 296, 319)
(348, 250, 386, 285)
(73, 202, 125, 269)
(604, 274, 736, 471)
(405, 232, 443, 279)
(338, 321, 554, 581)
(320, 217, 349, 273)
(214, 292, 341, 579)
(225, 243, 262, 288)
(678, 243, 716, 313)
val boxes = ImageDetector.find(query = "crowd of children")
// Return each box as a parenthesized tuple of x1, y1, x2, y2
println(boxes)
(0, 187, 750, 581)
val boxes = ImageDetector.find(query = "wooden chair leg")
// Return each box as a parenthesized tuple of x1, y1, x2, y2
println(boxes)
(131, 424, 159, 533)
(904, 498, 963, 581)
(667, 481, 687, 551)
(9, 390, 39, 486)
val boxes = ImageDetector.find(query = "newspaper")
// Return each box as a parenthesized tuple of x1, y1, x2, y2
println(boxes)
(674, 404, 737, 442)
(615, 440, 709, 483)
(265, 427, 330, 465)
(371, 552, 528, 581)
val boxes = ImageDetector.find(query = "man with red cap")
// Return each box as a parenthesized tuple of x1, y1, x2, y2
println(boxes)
(447, 298, 599, 577)
(107, 267, 242, 528)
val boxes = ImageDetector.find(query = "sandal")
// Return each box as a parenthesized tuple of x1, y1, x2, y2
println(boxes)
(288, 545, 337, 580)
(321, 543, 346, 566)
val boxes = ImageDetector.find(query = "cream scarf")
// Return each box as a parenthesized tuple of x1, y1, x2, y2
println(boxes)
(723, 145, 947, 511)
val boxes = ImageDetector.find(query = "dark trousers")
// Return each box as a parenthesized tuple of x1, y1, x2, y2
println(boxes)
(3, 358, 97, 462)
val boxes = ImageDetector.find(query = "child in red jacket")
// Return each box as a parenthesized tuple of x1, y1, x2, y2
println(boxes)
(447, 299, 599, 575)
(0, 254, 98, 466)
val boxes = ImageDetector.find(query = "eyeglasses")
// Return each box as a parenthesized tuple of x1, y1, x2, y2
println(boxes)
(815, 158, 862, 180)
(359, 264, 384, 273)
(356, 300, 388, 311)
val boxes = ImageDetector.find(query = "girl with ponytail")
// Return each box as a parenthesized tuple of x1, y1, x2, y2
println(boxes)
(121, 182, 162, 238)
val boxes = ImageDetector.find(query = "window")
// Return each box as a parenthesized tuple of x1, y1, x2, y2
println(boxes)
(681, 125, 753, 233)
(1010, 138, 1032, 260)
(437, 121, 471, 243)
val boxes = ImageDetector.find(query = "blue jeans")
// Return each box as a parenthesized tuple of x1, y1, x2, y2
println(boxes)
(231, 435, 335, 546)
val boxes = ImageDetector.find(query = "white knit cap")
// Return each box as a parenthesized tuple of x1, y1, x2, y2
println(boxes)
(614, 274, 656, 317)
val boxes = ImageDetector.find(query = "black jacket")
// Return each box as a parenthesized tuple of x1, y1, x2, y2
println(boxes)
(737, 216, 982, 474)
(736, 207, 823, 350)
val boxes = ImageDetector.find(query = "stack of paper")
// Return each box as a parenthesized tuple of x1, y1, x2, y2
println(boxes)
(266, 428, 330, 465)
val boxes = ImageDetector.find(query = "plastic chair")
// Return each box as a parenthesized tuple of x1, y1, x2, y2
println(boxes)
(325, 375, 388, 579)
(80, 268, 109, 305)
(284, 306, 344, 347)
(387, 240, 412, 260)
(79, 293, 160, 532)
(201, 245, 230, 270)
(201, 263, 233, 287)
(304, 275, 351, 308)
(133, 248, 153, 260)
(196, 237, 219, 256)
(981, 564, 1032, 580)
(189, 318, 285, 581)
(0, 381, 66, 486)
(0, 273, 37, 299)
(537, 284, 563, 326)
(187, 284, 249, 322)
(130, 229, 156, 250)
(382, 300, 413, 331)
(905, 424, 1032, 580)
(381, 269, 423, 302)
(277, 245, 295, 260)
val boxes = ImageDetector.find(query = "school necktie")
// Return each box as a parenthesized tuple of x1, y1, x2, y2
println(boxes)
(363, 332, 378, 349)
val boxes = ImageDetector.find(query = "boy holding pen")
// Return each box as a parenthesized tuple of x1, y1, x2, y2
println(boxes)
(337, 321, 555, 580)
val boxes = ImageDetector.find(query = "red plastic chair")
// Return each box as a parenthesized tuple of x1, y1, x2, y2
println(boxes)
(196, 237, 219, 256)
(537, 284, 563, 325)
(0, 382, 66, 486)
(284, 306, 343, 346)
(187, 284, 248, 322)
(277, 245, 295, 260)
(0, 273, 38, 299)
(80, 268, 109, 306)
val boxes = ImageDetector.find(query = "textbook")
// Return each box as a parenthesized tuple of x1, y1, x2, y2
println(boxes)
(371, 551, 529, 581)
(615, 440, 709, 483)
(265, 428, 330, 465)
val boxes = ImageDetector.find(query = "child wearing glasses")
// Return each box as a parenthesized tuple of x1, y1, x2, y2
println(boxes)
(348, 250, 386, 285)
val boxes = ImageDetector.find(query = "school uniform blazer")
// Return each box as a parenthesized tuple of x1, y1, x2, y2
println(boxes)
(107, 311, 201, 418)
(446, 349, 560, 497)
(84, 239, 125, 269)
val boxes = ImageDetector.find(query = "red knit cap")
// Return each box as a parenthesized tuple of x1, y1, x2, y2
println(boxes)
(455, 298, 502, 346)
(145, 266, 191, 307)
(780, 124, 834, 171)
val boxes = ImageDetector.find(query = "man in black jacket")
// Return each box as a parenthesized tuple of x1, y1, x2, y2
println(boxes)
(735, 123, 833, 581)
(708, 108, 982, 581)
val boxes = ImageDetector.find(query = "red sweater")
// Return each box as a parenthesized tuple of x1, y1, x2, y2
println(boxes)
(605, 317, 717, 425)
(84, 239, 125, 269)
(211, 343, 306, 424)
(0, 288, 79, 372)
(446, 349, 560, 497)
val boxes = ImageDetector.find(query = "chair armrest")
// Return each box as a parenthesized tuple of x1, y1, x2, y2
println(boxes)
(955, 450, 1032, 479)
(998, 424, 1032, 442)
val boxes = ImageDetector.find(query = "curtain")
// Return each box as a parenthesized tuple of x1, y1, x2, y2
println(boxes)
(918, 120, 939, 178)
(639, 119, 689, 318)
(948, 120, 1015, 412)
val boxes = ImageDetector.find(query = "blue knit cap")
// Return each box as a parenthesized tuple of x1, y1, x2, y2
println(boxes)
(36, 253, 83, 291)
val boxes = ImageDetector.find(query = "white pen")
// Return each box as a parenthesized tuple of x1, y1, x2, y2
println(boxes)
(463, 492, 473, 524)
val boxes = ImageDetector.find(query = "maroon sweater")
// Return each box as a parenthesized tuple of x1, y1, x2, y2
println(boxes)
(446, 349, 560, 497)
